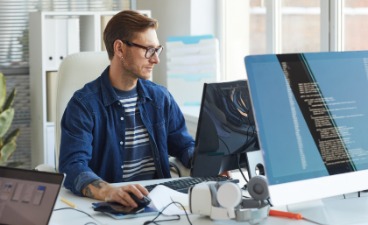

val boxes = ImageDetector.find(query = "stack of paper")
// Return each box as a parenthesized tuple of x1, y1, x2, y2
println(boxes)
(148, 185, 190, 215)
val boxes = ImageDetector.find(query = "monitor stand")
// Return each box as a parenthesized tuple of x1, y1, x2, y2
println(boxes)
(246, 150, 265, 178)
(286, 199, 329, 225)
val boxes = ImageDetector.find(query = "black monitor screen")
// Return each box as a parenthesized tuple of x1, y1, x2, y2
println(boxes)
(190, 80, 258, 177)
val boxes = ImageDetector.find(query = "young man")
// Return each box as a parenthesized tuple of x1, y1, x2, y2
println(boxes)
(59, 10, 194, 208)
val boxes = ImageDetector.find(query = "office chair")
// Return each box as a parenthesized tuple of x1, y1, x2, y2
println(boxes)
(54, 51, 110, 171)
(35, 51, 109, 172)
(36, 51, 189, 177)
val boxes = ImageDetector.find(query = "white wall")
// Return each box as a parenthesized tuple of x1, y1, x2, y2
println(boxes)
(136, 0, 217, 86)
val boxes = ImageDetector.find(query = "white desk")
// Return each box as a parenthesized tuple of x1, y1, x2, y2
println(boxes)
(50, 179, 368, 225)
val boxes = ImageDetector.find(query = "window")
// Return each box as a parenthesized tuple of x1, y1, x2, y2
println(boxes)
(344, 0, 368, 51)
(249, 0, 267, 54)
(281, 0, 320, 53)
(221, 0, 368, 81)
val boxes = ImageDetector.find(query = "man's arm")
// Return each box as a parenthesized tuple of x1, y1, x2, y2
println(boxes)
(82, 179, 149, 208)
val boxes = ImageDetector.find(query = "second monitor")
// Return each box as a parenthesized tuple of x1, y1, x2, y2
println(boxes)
(190, 80, 258, 177)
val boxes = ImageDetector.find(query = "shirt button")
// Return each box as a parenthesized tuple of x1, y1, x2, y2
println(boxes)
(120, 117, 124, 120)
(120, 141, 124, 145)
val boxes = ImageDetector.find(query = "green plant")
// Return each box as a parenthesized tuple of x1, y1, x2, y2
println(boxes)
(0, 72, 20, 166)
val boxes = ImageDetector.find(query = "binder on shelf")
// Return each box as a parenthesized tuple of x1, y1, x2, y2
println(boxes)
(166, 35, 220, 107)
(44, 18, 57, 69)
(46, 71, 58, 123)
(66, 17, 80, 55)
(45, 124, 55, 168)
(44, 17, 80, 70)
(100, 15, 113, 50)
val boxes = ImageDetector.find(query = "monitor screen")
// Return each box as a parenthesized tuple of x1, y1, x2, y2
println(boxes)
(245, 51, 368, 207)
(190, 80, 258, 177)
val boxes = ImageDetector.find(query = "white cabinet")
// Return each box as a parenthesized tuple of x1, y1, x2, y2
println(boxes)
(29, 11, 120, 168)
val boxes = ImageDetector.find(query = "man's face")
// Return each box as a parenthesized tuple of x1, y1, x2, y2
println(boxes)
(121, 28, 161, 80)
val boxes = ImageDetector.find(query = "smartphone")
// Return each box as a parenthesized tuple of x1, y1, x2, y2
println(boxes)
(92, 201, 144, 214)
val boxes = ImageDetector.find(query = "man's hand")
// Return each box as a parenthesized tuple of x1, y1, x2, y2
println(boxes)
(82, 180, 149, 208)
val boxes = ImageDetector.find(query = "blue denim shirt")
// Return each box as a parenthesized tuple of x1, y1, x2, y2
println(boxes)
(59, 66, 195, 195)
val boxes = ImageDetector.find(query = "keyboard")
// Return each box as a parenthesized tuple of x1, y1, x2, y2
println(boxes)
(145, 176, 239, 193)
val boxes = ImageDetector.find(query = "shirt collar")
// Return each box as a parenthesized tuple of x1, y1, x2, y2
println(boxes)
(100, 66, 152, 106)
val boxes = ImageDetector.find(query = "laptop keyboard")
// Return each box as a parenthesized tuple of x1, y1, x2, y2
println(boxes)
(145, 176, 239, 193)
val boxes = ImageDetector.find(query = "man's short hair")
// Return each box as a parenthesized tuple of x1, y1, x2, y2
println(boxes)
(103, 10, 158, 59)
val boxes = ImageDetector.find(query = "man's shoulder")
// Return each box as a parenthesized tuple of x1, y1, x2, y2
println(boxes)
(73, 77, 102, 101)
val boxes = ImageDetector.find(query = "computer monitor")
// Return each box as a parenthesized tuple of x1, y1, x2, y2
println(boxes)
(190, 80, 258, 177)
(245, 51, 368, 222)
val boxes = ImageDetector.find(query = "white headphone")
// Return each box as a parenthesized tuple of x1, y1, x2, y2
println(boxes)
(189, 175, 269, 221)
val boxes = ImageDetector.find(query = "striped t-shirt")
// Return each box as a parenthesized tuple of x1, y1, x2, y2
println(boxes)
(115, 87, 156, 181)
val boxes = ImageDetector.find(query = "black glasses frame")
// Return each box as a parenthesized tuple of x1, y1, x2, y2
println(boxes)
(122, 40, 164, 59)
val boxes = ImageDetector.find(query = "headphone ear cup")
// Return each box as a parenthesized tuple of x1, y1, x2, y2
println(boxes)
(217, 182, 242, 208)
(247, 175, 269, 201)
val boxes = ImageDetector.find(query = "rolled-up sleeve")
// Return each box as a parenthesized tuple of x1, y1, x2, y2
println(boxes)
(59, 96, 99, 195)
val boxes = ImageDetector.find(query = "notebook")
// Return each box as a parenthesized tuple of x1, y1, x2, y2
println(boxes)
(0, 166, 64, 225)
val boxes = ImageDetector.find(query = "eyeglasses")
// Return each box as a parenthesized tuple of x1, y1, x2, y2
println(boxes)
(122, 40, 164, 59)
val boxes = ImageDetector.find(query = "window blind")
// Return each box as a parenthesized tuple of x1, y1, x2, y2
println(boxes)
(0, 0, 131, 75)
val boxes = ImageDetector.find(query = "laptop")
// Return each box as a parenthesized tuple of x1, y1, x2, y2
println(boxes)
(0, 166, 64, 225)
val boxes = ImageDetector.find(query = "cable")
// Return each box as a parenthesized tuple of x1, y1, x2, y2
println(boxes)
(169, 161, 182, 177)
(143, 201, 192, 225)
(236, 152, 249, 186)
(217, 84, 257, 152)
(53, 207, 101, 225)
(267, 198, 273, 207)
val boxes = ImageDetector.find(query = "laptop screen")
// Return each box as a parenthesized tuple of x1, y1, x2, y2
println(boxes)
(0, 166, 64, 225)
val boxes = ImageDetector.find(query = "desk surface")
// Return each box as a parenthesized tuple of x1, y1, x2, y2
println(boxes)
(50, 179, 368, 225)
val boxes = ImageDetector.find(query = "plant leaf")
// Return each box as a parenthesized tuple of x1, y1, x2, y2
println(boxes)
(0, 108, 14, 137)
(0, 73, 6, 110)
(0, 140, 16, 164)
(4, 128, 20, 144)
(3, 88, 16, 111)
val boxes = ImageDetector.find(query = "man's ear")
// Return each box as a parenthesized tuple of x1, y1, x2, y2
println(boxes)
(113, 39, 124, 58)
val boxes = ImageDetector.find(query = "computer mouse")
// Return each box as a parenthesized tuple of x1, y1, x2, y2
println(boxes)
(129, 193, 151, 208)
